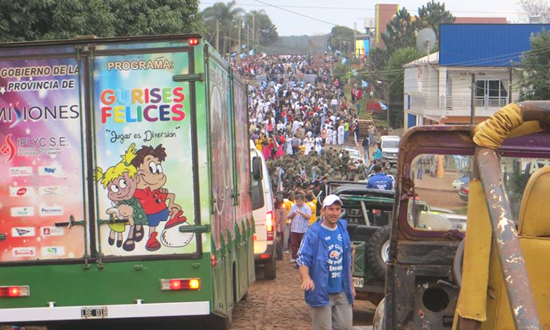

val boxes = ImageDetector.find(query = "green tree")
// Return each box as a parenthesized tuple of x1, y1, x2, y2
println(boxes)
(414, 0, 455, 39)
(110, 0, 204, 37)
(328, 25, 357, 54)
(0, 0, 203, 42)
(519, 29, 550, 100)
(244, 10, 278, 47)
(202, 0, 243, 54)
(385, 47, 423, 128)
(381, 8, 416, 55)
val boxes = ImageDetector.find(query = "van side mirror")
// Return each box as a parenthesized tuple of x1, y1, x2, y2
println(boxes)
(252, 157, 263, 180)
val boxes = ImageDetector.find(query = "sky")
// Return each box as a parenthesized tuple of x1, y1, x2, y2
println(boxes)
(199, 0, 526, 36)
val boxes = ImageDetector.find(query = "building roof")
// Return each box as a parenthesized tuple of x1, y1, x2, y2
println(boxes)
(454, 17, 508, 24)
(403, 52, 439, 68)
(440, 23, 550, 67)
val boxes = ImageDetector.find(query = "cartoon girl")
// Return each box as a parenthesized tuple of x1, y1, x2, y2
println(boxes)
(95, 143, 148, 251)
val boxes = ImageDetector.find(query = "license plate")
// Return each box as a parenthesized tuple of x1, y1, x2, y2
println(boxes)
(81, 306, 108, 319)
(353, 277, 364, 288)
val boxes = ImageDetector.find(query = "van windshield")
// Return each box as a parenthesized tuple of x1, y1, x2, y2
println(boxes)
(382, 140, 400, 149)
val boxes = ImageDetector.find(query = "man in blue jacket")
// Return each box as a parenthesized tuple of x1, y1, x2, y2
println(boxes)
(366, 164, 393, 190)
(297, 195, 355, 330)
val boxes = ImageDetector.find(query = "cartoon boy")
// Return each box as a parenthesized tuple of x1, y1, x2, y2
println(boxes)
(131, 144, 183, 251)
(96, 143, 147, 251)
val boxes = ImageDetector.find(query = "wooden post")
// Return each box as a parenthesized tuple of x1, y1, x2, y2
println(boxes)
(470, 73, 476, 124)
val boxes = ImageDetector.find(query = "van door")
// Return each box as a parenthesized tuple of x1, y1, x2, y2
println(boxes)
(91, 45, 199, 258)
(0, 53, 88, 263)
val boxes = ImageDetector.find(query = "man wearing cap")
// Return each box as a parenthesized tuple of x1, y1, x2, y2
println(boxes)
(287, 193, 312, 262)
(297, 195, 355, 330)
(367, 164, 393, 190)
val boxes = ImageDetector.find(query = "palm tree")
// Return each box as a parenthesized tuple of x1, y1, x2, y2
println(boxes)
(202, 1, 244, 55)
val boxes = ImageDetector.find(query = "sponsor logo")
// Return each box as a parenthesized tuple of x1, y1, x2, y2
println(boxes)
(9, 186, 34, 197)
(39, 206, 63, 216)
(41, 246, 65, 257)
(39, 186, 60, 196)
(9, 166, 32, 176)
(39, 166, 62, 176)
(329, 250, 341, 259)
(10, 207, 34, 217)
(41, 226, 64, 237)
(11, 227, 36, 237)
(12, 247, 36, 257)
(0, 134, 16, 162)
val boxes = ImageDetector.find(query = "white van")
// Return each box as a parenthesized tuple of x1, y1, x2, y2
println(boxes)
(380, 135, 401, 165)
(250, 141, 276, 279)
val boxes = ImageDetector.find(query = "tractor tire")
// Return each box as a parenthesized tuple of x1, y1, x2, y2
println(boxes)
(366, 225, 391, 279)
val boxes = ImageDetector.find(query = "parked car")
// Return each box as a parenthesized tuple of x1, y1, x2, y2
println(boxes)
(452, 174, 470, 190)
(380, 135, 401, 165)
(459, 185, 469, 202)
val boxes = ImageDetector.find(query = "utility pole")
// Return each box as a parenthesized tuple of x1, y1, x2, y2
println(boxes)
(354, 22, 357, 58)
(217, 20, 221, 52)
(470, 73, 476, 124)
(238, 16, 242, 56)
(508, 65, 513, 104)
(386, 82, 391, 130)
(252, 15, 255, 49)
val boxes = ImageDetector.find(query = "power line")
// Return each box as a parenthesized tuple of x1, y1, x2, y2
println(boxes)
(201, 2, 522, 15)
(253, 0, 339, 26)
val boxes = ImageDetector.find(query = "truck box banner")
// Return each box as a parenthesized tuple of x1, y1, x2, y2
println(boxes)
(208, 61, 236, 249)
(0, 57, 86, 262)
(94, 52, 197, 256)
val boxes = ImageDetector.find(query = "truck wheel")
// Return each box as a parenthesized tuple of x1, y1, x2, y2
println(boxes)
(366, 225, 391, 279)
(264, 255, 277, 280)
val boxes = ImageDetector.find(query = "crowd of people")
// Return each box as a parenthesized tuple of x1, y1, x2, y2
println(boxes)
(239, 54, 365, 162)
(230, 53, 398, 330)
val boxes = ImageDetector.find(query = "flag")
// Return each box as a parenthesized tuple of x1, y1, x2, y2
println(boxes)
(242, 44, 247, 49)
(249, 49, 255, 56)
(262, 52, 267, 58)
(328, 45, 333, 51)
(341, 57, 348, 65)
(230, 52, 237, 58)
(336, 50, 341, 55)
(379, 101, 388, 110)
(361, 80, 369, 88)
(351, 69, 358, 76)
(240, 53, 246, 59)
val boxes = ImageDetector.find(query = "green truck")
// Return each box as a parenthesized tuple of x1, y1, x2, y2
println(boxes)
(0, 35, 253, 329)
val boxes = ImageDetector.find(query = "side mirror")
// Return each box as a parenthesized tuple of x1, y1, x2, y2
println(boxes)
(252, 157, 263, 180)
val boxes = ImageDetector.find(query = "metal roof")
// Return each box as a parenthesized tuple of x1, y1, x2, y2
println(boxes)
(439, 24, 550, 67)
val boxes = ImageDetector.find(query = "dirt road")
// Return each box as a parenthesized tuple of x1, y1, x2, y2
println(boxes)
(231, 252, 375, 330)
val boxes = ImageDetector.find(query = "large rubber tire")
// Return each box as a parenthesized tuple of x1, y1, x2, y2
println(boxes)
(264, 254, 277, 280)
(366, 225, 391, 279)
